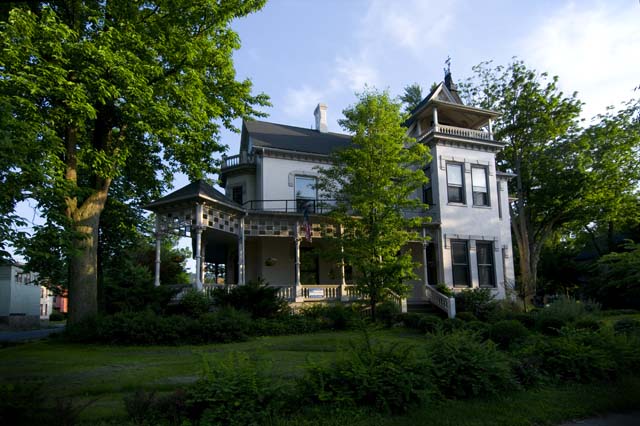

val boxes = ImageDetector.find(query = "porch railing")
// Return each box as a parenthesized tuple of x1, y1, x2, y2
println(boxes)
(221, 153, 255, 169)
(425, 284, 456, 318)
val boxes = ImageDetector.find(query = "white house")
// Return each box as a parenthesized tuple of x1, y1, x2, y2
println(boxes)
(146, 72, 516, 317)
(0, 263, 41, 328)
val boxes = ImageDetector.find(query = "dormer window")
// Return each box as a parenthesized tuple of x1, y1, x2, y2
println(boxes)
(446, 163, 465, 204)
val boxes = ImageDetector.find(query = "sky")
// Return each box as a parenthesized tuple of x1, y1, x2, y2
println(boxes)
(10, 0, 640, 268)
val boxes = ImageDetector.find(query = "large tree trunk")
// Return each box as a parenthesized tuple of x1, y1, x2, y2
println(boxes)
(68, 213, 100, 324)
(66, 186, 110, 324)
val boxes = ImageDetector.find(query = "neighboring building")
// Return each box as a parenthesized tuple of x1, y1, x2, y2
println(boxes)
(146, 72, 516, 317)
(39, 285, 54, 320)
(0, 263, 40, 328)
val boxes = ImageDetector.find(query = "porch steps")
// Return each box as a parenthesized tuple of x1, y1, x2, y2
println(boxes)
(407, 301, 447, 318)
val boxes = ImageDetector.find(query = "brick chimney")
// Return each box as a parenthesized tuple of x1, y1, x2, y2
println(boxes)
(314, 103, 328, 133)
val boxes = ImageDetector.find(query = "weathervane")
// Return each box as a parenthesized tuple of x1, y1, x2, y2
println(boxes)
(444, 56, 452, 76)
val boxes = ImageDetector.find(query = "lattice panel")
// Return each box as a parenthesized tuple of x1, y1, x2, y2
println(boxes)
(160, 207, 196, 230)
(204, 208, 239, 234)
(245, 218, 296, 237)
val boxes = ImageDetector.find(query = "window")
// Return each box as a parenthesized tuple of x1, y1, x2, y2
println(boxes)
(231, 186, 243, 205)
(300, 247, 319, 284)
(477, 241, 496, 287)
(423, 166, 433, 205)
(295, 176, 317, 212)
(446, 163, 465, 204)
(472, 166, 489, 206)
(451, 240, 470, 287)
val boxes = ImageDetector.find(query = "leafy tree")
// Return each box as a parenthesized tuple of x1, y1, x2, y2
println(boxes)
(461, 61, 640, 308)
(399, 83, 423, 113)
(0, 1, 269, 323)
(318, 89, 429, 319)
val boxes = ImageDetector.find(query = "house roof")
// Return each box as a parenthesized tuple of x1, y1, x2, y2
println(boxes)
(241, 120, 352, 156)
(145, 179, 243, 211)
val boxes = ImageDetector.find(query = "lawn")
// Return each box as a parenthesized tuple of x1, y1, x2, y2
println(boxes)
(1, 327, 639, 425)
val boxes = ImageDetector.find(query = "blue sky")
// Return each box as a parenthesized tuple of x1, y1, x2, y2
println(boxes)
(11, 0, 640, 265)
(218, 0, 639, 153)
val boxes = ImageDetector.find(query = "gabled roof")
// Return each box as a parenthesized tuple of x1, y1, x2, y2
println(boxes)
(240, 120, 352, 156)
(145, 179, 242, 211)
(405, 82, 464, 127)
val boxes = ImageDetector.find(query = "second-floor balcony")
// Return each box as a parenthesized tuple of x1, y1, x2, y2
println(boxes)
(221, 152, 255, 170)
(243, 199, 337, 214)
(420, 124, 496, 143)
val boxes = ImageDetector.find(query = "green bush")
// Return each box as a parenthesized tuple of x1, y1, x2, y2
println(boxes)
(536, 316, 567, 336)
(436, 284, 454, 297)
(376, 301, 401, 327)
(573, 317, 601, 331)
(301, 331, 433, 414)
(426, 330, 517, 399)
(454, 288, 497, 321)
(515, 333, 616, 384)
(510, 312, 536, 329)
(417, 315, 443, 333)
(464, 320, 490, 339)
(211, 278, 290, 319)
(441, 317, 465, 332)
(299, 303, 357, 330)
(177, 289, 211, 317)
(398, 312, 423, 329)
(455, 311, 478, 322)
(488, 320, 529, 349)
(613, 318, 640, 335)
(49, 311, 65, 322)
(185, 354, 284, 426)
(537, 296, 600, 325)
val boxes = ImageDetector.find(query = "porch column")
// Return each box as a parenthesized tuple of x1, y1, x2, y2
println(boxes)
(238, 215, 246, 285)
(201, 237, 206, 286)
(294, 221, 303, 302)
(339, 225, 349, 301)
(488, 118, 494, 139)
(154, 215, 162, 287)
(433, 106, 439, 132)
(422, 228, 429, 296)
(194, 203, 204, 291)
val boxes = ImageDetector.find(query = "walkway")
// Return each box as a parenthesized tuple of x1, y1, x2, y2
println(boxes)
(560, 412, 640, 426)
(0, 324, 65, 342)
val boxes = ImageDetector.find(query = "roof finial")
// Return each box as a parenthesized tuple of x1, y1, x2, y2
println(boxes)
(444, 56, 451, 76)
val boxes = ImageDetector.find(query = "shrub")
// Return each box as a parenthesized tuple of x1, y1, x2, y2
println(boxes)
(184, 353, 284, 426)
(454, 288, 497, 321)
(211, 278, 290, 319)
(299, 303, 357, 330)
(376, 301, 401, 327)
(488, 320, 529, 349)
(435, 284, 454, 297)
(426, 330, 517, 399)
(301, 330, 433, 414)
(573, 317, 601, 331)
(535, 316, 567, 336)
(441, 317, 465, 332)
(49, 311, 65, 322)
(537, 296, 599, 325)
(398, 312, 423, 330)
(515, 333, 616, 384)
(417, 315, 442, 333)
(193, 308, 251, 343)
(455, 312, 477, 322)
(511, 312, 536, 329)
(177, 289, 211, 318)
(464, 320, 490, 340)
(613, 318, 640, 335)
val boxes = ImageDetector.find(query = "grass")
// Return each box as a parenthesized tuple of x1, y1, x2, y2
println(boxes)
(1, 327, 639, 425)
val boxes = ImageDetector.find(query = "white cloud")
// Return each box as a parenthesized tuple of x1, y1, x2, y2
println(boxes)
(333, 54, 380, 91)
(360, 0, 456, 55)
(520, 1, 640, 119)
(281, 85, 326, 120)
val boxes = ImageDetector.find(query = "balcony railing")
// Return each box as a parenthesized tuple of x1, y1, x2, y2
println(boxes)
(422, 124, 493, 142)
(243, 199, 337, 214)
(221, 152, 255, 169)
